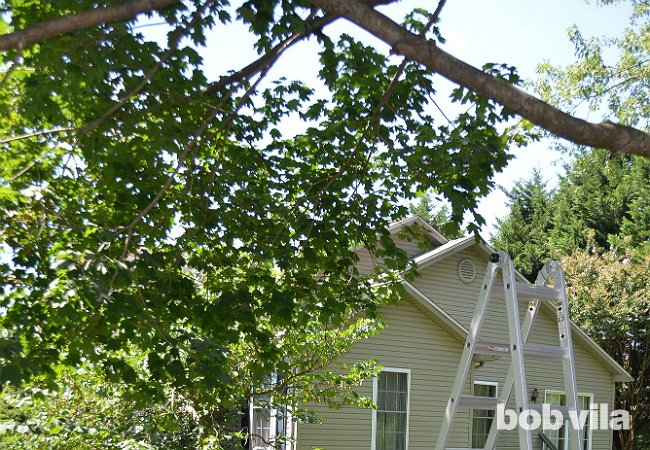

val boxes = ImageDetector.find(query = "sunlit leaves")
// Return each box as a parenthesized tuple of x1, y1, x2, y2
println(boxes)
(1, 0, 527, 446)
(536, 3, 650, 128)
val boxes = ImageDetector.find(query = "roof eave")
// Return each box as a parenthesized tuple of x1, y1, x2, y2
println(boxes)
(388, 215, 449, 246)
(409, 232, 633, 384)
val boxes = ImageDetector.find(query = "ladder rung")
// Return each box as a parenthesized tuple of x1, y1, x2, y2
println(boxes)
(493, 282, 563, 301)
(529, 404, 575, 417)
(522, 343, 568, 358)
(457, 395, 504, 410)
(474, 342, 510, 356)
(474, 342, 567, 359)
(446, 448, 486, 450)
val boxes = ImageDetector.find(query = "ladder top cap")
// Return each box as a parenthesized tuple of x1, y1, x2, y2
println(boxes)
(489, 253, 500, 263)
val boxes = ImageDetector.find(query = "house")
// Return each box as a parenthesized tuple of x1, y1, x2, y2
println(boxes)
(251, 216, 632, 450)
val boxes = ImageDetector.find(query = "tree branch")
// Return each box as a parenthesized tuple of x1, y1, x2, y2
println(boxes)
(204, 14, 336, 95)
(0, 0, 181, 51)
(0, 46, 23, 89)
(203, 0, 398, 95)
(80, 0, 209, 135)
(310, 0, 650, 157)
(368, 0, 446, 127)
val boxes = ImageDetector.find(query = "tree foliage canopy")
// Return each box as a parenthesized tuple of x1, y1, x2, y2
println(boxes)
(0, 0, 520, 445)
(0, 0, 519, 390)
(1, 0, 650, 447)
(491, 170, 554, 282)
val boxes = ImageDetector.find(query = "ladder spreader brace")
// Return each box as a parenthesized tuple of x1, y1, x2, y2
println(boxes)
(434, 251, 583, 450)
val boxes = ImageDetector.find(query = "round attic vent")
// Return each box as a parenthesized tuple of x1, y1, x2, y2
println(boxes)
(457, 259, 476, 283)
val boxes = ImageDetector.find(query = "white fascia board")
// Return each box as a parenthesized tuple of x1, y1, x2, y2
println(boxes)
(410, 236, 475, 270)
(388, 215, 448, 245)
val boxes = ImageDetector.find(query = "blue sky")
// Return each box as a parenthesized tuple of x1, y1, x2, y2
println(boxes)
(436, 0, 633, 236)
(149, 0, 635, 236)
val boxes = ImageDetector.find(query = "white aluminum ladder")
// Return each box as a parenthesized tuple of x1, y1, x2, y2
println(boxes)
(434, 251, 583, 450)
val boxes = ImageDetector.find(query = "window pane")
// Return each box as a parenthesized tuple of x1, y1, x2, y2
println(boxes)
(376, 371, 408, 450)
(579, 395, 591, 450)
(472, 383, 497, 449)
(396, 389, 407, 412)
(386, 372, 397, 391)
(252, 407, 272, 449)
(544, 392, 592, 450)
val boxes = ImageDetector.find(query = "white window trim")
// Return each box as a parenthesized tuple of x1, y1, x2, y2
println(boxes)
(250, 399, 277, 450)
(250, 373, 282, 450)
(544, 389, 594, 450)
(371, 367, 411, 450)
(474, 380, 499, 396)
(470, 381, 499, 448)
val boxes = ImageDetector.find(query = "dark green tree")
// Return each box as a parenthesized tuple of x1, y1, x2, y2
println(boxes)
(551, 150, 631, 253)
(491, 170, 554, 281)
(408, 191, 464, 239)
(550, 149, 650, 255)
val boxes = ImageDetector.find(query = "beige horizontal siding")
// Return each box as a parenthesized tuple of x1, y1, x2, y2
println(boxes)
(354, 236, 435, 275)
(392, 237, 432, 259)
(299, 244, 616, 450)
(297, 300, 467, 450)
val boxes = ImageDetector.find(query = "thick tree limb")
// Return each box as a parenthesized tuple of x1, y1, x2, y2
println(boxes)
(0, 0, 181, 51)
(311, 0, 650, 157)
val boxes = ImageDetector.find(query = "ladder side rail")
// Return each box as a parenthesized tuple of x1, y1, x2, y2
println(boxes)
(434, 258, 501, 450)
(551, 263, 583, 450)
(482, 300, 541, 450)
(483, 260, 553, 450)
(500, 252, 533, 450)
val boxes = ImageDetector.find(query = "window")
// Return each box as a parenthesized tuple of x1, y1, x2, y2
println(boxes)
(251, 403, 275, 450)
(372, 369, 410, 450)
(249, 374, 294, 450)
(544, 391, 593, 450)
(471, 381, 498, 448)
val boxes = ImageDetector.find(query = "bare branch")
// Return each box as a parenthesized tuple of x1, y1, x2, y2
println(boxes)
(0, 46, 23, 89)
(0, 0, 181, 51)
(311, 0, 650, 157)
(205, 14, 336, 95)
(1, 126, 76, 145)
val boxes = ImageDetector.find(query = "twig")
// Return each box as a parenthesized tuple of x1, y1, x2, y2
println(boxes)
(368, 0, 446, 127)
(428, 91, 453, 125)
(1, 126, 76, 145)
(570, 75, 642, 114)
(204, 14, 336, 95)
(0, 45, 23, 90)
